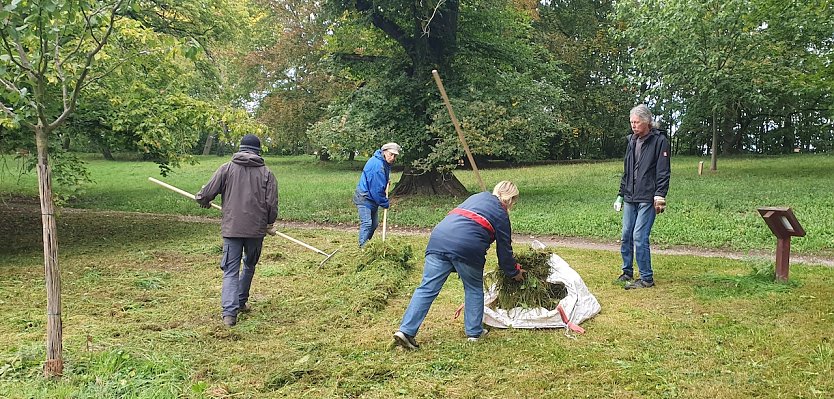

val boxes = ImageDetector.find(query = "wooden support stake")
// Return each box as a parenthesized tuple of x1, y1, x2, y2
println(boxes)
(431, 69, 486, 192)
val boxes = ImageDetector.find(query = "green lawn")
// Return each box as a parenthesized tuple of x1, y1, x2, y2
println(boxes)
(0, 203, 832, 398)
(2, 153, 832, 255)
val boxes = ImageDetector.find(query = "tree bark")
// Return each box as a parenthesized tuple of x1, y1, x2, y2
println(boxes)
(391, 166, 469, 197)
(35, 126, 63, 379)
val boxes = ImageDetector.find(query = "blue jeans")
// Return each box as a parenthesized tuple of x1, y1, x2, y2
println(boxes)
(399, 253, 485, 338)
(220, 237, 263, 317)
(620, 202, 656, 283)
(353, 191, 379, 247)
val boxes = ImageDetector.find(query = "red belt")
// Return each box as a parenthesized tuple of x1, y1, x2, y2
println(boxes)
(449, 208, 495, 240)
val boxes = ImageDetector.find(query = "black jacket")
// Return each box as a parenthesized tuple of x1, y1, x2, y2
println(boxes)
(617, 129, 671, 203)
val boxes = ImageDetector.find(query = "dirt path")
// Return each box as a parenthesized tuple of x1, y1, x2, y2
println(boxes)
(8, 200, 834, 267)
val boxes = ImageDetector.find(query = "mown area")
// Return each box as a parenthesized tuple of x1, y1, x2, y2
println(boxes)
(1, 154, 833, 398)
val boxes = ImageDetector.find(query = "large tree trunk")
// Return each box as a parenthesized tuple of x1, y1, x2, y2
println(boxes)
(391, 166, 469, 197)
(35, 126, 63, 378)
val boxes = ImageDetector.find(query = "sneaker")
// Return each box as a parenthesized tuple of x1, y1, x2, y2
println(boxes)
(467, 329, 489, 342)
(616, 273, 633, 282)
(223, 315, 237, 327)
(393, 331, 420, 350)
(624, 279, 655, 290)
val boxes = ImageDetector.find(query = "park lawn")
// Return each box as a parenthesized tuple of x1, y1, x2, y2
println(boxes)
(1, 153, 833, 256)
(0, 203, 832, 398)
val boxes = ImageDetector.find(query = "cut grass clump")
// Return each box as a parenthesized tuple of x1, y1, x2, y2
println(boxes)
(694, 260, 800, 299)
(486, 249, 566, 310)
(342, 239, 416, 313)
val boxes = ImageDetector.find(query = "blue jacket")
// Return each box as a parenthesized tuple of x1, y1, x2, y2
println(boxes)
(426, 192, 519, 277)
(355, 150, 390, 209)
(618, 128, 671, 203)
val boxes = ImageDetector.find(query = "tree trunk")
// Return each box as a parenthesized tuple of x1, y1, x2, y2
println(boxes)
(61, 135, 70, 151)
(202, 134, 214, 156)
(35, 126, 63, 379)
(710, 111, 718, 171)
(391, 166, 469, 197)
(101, 144, 114, 161)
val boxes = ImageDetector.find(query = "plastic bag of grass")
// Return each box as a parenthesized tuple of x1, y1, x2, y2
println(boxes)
(483, 241, 600, 330)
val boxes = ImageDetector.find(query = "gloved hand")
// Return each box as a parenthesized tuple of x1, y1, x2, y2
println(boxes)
(511, 268, 526, 282)
(199, 201, 212, 209)
(654, 196, 666, 214)
(266, 224, 278, 236)
(613, 196, 623, 212)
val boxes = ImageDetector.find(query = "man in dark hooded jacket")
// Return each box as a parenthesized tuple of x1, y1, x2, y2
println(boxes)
(196, 134, 278, 327)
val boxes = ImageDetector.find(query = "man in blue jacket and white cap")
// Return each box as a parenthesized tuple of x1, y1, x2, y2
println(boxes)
(353, 142, 401, 247)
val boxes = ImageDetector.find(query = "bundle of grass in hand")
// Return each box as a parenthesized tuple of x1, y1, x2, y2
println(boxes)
(486, 249, 567, 310)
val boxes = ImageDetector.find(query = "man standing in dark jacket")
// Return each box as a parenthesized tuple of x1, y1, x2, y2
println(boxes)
(393, 181, 525, 350)
(613, 105, 671, 289)
(196, 134, 278, 326)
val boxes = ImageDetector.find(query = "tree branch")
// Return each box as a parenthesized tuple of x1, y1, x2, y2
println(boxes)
(355, 0, 415, 55)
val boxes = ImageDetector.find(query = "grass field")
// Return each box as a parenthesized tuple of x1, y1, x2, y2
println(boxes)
(1, 153, 833, 398)
(0, 202, 832, 398)
(1, 153, 832, 255)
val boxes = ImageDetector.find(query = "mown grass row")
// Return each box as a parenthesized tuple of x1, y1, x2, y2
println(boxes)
(3, 153, 832, 255)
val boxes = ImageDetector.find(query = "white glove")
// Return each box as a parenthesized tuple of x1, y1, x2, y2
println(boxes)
(266, 224, 278, 236)
(613, 196, 623, 212)
(653, 196, 666, 214)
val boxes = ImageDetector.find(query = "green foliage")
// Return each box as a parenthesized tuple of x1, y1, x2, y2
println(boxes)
(694, 260, 799, 299)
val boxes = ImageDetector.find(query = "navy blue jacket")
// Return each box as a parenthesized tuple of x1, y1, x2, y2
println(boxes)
(618, 129, 671, 203)
(355, 150, 390, 209)
(426, 192, 519, 277)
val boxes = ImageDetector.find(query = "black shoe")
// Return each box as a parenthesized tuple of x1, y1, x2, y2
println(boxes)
(239, 303, 251, 313)
(624, 279, 655, 290)
(393, 331, 420, 350)
(616, 273, 633, 282)
(223, 315, 237, 327)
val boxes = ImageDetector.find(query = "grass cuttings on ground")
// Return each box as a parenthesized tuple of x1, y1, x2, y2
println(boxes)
(486, 249, 567, 310)
(346, 239, 415, 313)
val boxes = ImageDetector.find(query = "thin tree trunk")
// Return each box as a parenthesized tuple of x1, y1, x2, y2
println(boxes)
(710, 111, 718, 171)
(202, 134, 214, 156)
(35, 127, 63, 378)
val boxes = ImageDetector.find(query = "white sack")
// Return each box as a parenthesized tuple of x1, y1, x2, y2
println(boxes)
(483, 242, 601, 329)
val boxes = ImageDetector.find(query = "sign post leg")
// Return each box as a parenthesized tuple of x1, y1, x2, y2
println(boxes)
(775, 237, 791, 283)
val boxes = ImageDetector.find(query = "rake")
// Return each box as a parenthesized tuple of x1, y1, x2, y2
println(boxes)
(148, 177, 338, 266)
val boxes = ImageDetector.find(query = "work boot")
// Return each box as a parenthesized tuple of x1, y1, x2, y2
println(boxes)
(223, 315, 237, 327)
(393, 331, 420, 350)
(616, 273, 633, 282)
(624, 279, 655, 290)
(467, 329, 489, 343)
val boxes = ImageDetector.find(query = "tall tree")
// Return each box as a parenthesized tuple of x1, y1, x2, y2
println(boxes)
(317, 0, 566, 195)
(614, 0, 834, 167)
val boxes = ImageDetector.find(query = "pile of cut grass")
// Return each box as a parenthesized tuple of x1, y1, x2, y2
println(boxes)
(348, 239, 416, 313)
(486, 249, 566, 310)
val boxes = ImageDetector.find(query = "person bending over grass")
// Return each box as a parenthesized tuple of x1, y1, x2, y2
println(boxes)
(393, 181, 525, 349)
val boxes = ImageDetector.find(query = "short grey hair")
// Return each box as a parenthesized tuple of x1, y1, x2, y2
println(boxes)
(630, 104, 657, 128)
(492, 181, 519, 209)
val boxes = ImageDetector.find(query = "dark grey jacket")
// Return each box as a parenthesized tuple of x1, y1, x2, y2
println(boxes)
(618, 129, 671, 203)
(196, 151, 278, 237)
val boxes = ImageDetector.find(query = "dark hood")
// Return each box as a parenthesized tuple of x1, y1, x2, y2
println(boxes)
(232, 151, 265, 167)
